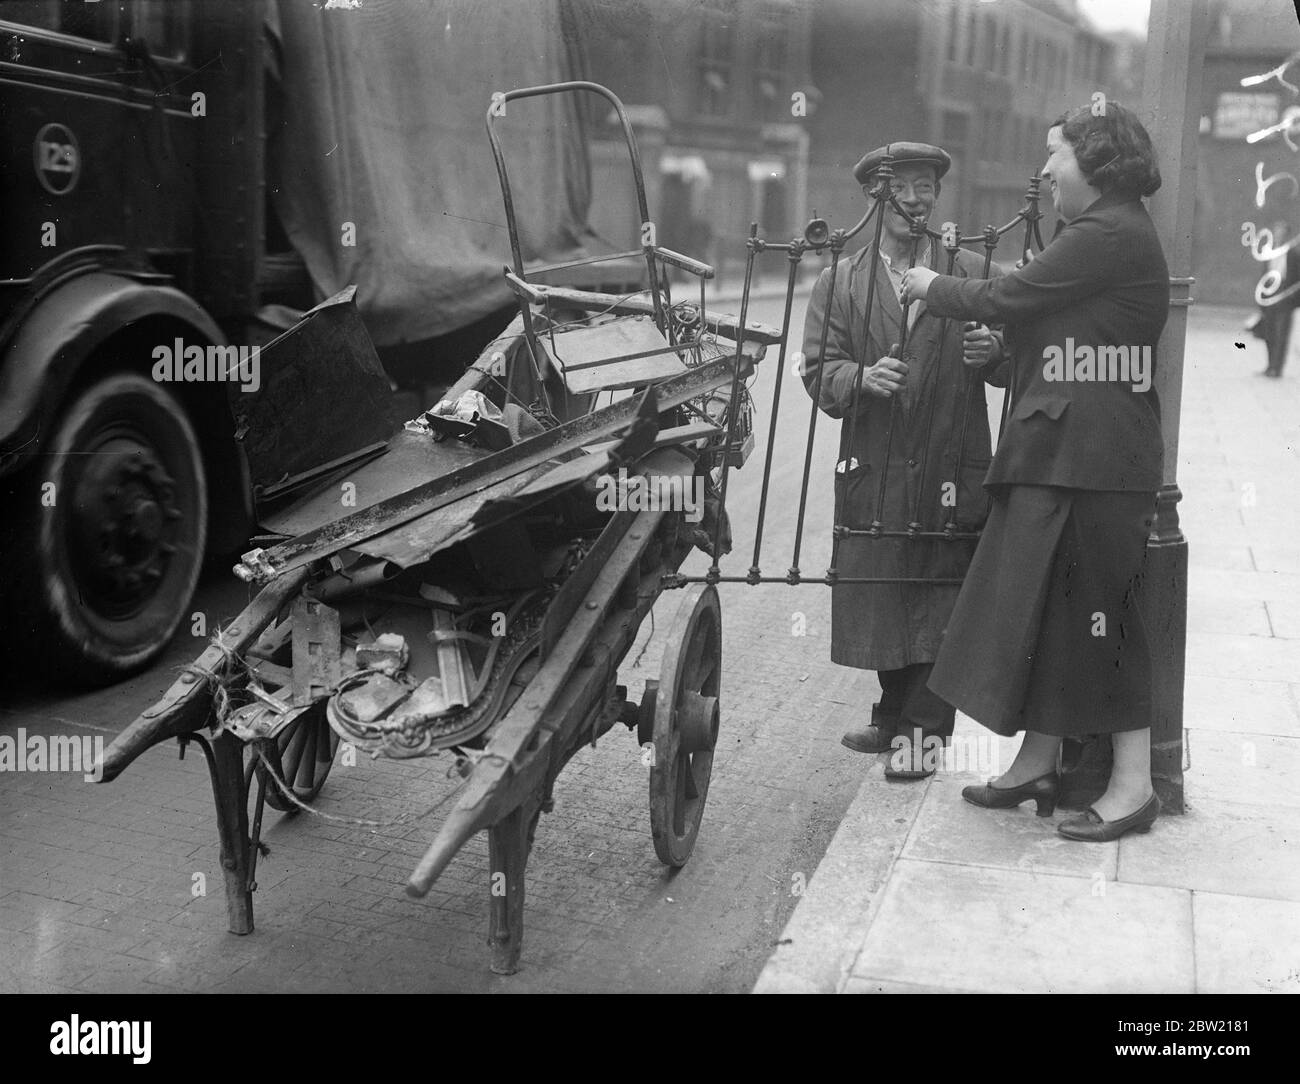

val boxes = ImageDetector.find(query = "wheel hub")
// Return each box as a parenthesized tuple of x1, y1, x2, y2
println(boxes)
(70, 439, 183, 616)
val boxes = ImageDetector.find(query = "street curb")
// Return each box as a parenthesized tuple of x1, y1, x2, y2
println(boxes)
(753, 753, 932, 993)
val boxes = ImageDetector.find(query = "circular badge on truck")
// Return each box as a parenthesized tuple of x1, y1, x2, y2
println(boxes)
(33, 123, 81, 195)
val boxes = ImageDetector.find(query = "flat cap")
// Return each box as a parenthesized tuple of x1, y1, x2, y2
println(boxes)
(852, 141, 951, 185)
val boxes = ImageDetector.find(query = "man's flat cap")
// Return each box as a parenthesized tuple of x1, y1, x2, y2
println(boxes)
(852, 142, 951, 185)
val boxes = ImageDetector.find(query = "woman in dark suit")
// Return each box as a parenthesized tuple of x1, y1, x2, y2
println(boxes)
(900, 103, 1167, 842)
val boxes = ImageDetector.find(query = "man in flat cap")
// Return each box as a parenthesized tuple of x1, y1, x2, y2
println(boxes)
(800, 141, 1005, 778)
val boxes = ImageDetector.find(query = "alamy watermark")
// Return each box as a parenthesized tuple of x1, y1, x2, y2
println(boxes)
(49, 1015, 151, 1064)
(151, 338, 261, 393)
(1042, 339, 1151, 393)
(594, 468, 705, 523)
(0, 728, 103, 782)
(887, 732, 1003, 776)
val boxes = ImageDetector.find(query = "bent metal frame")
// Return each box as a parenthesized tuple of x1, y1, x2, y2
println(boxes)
(671, 160, 1048, 590)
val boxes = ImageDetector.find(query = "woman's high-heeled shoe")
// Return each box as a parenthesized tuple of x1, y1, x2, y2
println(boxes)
(961, 772, 1060, 817)
(1057, 792, 1160, 842)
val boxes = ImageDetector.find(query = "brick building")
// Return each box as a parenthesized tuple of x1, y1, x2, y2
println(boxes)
(576, 0, 1123, 280)
(577, 0, 815, 280)
(806, 0, 1119, 245)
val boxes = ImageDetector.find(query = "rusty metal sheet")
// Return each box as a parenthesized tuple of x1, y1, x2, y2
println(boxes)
(348, 395, 676, 570)
(350, 458, 557, 568)
(258, 425, 488, 538)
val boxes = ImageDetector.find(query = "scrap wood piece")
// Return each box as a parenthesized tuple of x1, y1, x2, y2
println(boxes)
(540, 316, 689, 394)
(96, 566, 312, 782)
(405, 499, 669, 897)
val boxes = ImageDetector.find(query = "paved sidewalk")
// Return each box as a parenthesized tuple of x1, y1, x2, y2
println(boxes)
(755, 304, 1300, 994)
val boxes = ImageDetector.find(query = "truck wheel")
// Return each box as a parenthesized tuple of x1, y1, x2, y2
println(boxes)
(23, 373, 208, 685)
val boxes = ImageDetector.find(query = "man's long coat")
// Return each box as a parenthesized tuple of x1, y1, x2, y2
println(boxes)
(800, 241, 1002, 671)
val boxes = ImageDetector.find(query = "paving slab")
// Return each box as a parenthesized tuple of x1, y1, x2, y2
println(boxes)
(848, 859, 1195, 994)
(1187, 593, 1271, 637)
(904, 773, 1120, 881)
(1117, 798, 1300, 902)
(1191, 891, 1300, 994)
(1184, 545, 1256, 571)
(1184, 729, 1300, 808)
(1251, 547, 1300, 575)
(1188, 567, 1300, 606)
(1182, 674, 1300, 737)
(1263, 599, 1300, 639)
(1185, 630, 1299, 683)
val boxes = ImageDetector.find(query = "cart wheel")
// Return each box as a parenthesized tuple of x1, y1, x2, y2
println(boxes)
(248, 704, 340, 814)
(649, 585, 721, 867)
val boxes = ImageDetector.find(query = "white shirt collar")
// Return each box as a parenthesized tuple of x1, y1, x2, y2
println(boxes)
(879, 240, 930, 269)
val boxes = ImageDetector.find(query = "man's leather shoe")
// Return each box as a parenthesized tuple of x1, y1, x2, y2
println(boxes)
(883, 728, 944, 780)
(842, 703, 897, 754)
(842, 723, 896, 754)
(1058, 792, 1160, 842)
(962, 771, 1060, 817)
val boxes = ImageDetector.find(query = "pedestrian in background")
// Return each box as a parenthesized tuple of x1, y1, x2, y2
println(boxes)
(902, 102, 1167, 840)
(1254, 220, 1299, 378)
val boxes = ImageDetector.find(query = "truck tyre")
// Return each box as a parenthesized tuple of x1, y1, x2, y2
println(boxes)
(20, 373, 208, 685)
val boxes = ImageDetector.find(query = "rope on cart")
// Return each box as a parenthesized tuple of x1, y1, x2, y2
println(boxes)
(178, 624, 253, 730)
(251, 744, 509, 828)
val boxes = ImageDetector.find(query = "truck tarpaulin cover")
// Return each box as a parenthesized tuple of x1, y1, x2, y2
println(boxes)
(266, 0, 592, 346)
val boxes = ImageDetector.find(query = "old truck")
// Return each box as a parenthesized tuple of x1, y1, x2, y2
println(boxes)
(0, 0, 634, 683)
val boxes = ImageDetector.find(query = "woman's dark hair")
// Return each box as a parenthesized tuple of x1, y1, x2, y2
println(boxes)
(1051, 102, 1161, 197)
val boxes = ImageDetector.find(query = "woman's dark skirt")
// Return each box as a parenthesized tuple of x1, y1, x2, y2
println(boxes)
(927, 485, 1157, 738)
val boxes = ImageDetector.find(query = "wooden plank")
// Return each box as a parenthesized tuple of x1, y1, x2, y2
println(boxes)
(96, 567, 311, 782)
(542, 317, 688, 394)
(405, 495, 673, 896)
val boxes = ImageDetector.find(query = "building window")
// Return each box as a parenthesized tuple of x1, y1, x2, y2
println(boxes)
(947, 2, 960, 63)
(963, 4, 976, 67)
(699, 3, 737, 118)
(987, 110, 1005, 163)
(754, 5, 789, 124)
(943, 109, 970, 147)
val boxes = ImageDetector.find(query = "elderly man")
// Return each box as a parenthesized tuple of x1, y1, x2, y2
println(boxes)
(800, 142, 1004, 779)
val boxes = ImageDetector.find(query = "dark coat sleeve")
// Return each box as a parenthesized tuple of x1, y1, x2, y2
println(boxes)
(926, 210, 1116, 325)
(800, 264, 868, 419)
